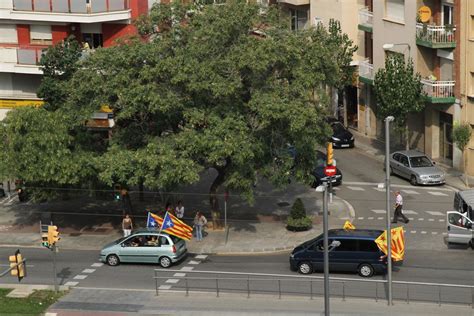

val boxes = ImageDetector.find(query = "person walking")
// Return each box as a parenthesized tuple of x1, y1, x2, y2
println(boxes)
(193, 211, 207, 241)
(122, 214, 133, 237)
(175, 200, 184, 219)
(392, 191, 409, 224)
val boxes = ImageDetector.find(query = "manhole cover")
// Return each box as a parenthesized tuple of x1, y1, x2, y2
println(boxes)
(277, 202, 290, 207)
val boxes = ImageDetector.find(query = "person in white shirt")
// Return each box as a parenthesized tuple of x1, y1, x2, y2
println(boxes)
(392, 191, 409, 224)
(175, 200, 184, 219)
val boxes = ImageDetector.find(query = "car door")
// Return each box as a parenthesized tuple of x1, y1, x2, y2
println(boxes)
(309, 240, 324, 271)
(398, 155, 411, 179)
(137, 234, 163, 263)
(390, 153, 401, 175)
(117, 235, 144, 263)
(447, 211, 473, 245)
(329, 238, 358, 272)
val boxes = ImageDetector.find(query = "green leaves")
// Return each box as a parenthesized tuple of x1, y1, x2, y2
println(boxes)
(452, 122, 472, 152)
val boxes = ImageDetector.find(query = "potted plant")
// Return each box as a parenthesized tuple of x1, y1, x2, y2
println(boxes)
(286, 198, 312, 232)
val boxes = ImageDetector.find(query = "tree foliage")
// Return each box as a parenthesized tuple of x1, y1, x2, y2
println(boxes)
(452, 122, 472, 152)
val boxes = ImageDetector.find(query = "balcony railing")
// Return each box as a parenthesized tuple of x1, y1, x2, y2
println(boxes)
(358, 7, 373, 32)
(421, 79, 455, 103)
(416, 23, 456, 49)
(12, 0, 130, 13)
(359, 59, 374, 84)
(0, 47, 44, 65)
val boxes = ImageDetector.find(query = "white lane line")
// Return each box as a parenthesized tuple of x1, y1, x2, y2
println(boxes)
(64, 281, 79, 287)
(368, 217, 374, 220)
(432, 232, 438, 235)
(371, 209, 386, 214)
(373, 188, 385, 192)
(401, 190, 419, 195)
(188, 260, 200, 265)
(173, 273, 186, 277)
(410, 231, 417, 234)
(377, 217, 384, 220)
(421, 231, 427, 234)
(166, 279, 180, 284)
(357, 217, 364, 220)
(426, 211, 444, 216)
(73, 275, 88, 280)
(418, 218, 424, 221)
(403, 210, 418, 215)
(439, 219, 445, 222)
(180, 267, 194, 271)
(82, 269, 95, 274)
(347, 186, 365, 191)
(195, 255, 208, 260)
(91, 263, 103, 267)
(428, 191, 448, 196)
(343, 182, 453, 191)
(159, 285, 172, 290)
(428, 219, 435, 222)
(408, 218, 414, 221)
(442, 232, 447, 236)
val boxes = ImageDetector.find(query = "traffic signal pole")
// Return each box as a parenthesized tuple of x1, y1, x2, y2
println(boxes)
(52, 244, 58, 292)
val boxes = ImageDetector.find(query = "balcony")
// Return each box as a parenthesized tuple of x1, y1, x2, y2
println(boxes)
(421, 79, 455, 104)
(358, 60, 374, 85)
(0, 47, 44, 75)
(4, 0, 131, 24)
(358, 7, 373, 33)
(277, 0, 309, 6)
(416, 23, 456, 49)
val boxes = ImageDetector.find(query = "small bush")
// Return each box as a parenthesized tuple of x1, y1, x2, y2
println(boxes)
(290, 198, 306, 219)
(287, 198, 312, 231)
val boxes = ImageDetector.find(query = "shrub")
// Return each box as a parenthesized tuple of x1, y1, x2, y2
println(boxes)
(287, 198, 312, 231)
(290, 198, 306, 219)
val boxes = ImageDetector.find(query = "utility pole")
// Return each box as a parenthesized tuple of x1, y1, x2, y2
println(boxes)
(385, 116, 394, 305)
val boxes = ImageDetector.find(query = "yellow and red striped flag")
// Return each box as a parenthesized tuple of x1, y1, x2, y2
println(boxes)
(343, 221, 355, 230)
(374, 227, 405, 261)
(150, 211, 193, 240)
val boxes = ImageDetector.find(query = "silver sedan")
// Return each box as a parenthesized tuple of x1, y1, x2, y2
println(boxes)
(389, 150, 445, 185)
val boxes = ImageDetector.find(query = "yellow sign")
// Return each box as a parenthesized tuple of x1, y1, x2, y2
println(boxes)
(100, 105, 113, 113)
(343, 221, 355, 230)
(0, 99, 44, 108)
(418, 6, 431, 23)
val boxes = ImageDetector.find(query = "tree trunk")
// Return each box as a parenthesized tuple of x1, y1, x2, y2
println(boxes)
(342, 89, 348, 127)
(405, 123, 410, 151)
(209, 168, 226, 230)
(464, 151, 469, 187)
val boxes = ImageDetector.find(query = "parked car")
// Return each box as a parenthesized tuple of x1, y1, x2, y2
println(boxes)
(446, 190, 474, 248)
(327, 118, 354, 148)
(389, 150, 445, 185)
(311, 150, 343, 187)
(100, 231, 187, 267)
(289, 229, 387, 277)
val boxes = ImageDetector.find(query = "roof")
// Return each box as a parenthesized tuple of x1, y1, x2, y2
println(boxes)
(393, 150, 427, 157)
(458, 190, 474, 205)
(328, 229, 383, 239)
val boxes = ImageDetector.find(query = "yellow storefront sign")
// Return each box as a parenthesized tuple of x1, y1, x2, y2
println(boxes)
(0, 99, 44, 108)
(418, 6, 431, 23)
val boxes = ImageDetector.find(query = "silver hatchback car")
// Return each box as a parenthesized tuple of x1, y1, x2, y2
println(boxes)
(389, 150, 445, 185)
(100, 231, 187, 268)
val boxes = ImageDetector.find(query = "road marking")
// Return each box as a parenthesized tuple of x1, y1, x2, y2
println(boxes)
(377, 217, 384, 220)
(442, 232, 447, 236)
(401, 190, 419, 195)
(357, 217, 364, 220)
(426, 211, 444, 216)
(173, 273, 186, 277)
(82, 269, 95, 274)
(347, 186, 365, 191)
(408, 218, 414, 221)
(403, 210, 417, 215)
(428, 191, 448, 196)
(158, 285, 172, 290)
(371, 209, 386, 214)
(418, 218, 424, 221)
(181, 267, 194, 271)
(343, 182, 453, 191)
(428, 219, 435, 222)
(438, 219, 445, 222)
(166, 279, 179, 284)
(45, 313, 57, 316)
(410, 231, 416, 234)
(91, 263, 103, 267)
(333, 187, 340, 191)
(73, 275, 88, 280)
(373, 188, 385, 192)
(195, 255, 208, 260)
(64, 281, 79, 287)
(421, 231, 427, 234)
(431, 232, 438, 235)
(368, 217, 374, 220)
(188, 260, 200, 265)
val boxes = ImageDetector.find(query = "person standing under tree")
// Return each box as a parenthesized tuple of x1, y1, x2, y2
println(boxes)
(122, 214, 133, 237)
(194, 211, 207, 241)
(175, 200, 184, 219)
(392, 191, 409, 224)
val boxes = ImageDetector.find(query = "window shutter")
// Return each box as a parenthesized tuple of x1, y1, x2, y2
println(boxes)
(30, 25, 52, 40)
(386, 0, 405, 22)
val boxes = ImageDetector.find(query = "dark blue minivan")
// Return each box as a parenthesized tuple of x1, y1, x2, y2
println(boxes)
(289, 229, 387, 277)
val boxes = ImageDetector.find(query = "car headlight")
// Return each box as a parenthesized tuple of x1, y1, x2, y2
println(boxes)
(332, 137, 340, 141)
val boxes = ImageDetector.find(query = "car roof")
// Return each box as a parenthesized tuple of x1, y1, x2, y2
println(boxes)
(327, 229, 384, 239)
(458, 190, 474, 205)
(132, 229, 168, 235)
(393, 150, 427, 158)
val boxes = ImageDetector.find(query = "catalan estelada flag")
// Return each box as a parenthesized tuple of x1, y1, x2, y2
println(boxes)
(374, 227, 405, 261)
(150, 211, 193, 241)
(343, 221, 355, 230)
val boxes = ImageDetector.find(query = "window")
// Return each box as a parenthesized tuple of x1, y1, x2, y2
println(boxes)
(30, 25, 52, 44)
(448, 213, 471, 229)
(82, 33, 103, 48)
(359, 240, 379, 252)
(385, 0, 405, 23)
(409, 156, 433, 168)
(392, 153, 401, 161)
(399, 155, 409, 167)
(470, 72, 474, 96)
(0, 25, 18, 44)
(290, 9, 308, 31)
(333, 239, 357, 252)
(442, 4, 454, 25)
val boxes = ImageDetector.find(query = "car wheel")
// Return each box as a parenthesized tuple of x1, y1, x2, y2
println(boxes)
(298, 262, 313, 274)
(106, 254, 120, 266)
(159, 256, 172, 268)
(469, 240, 474, 250)
(358, 263, 374, 277)
(410, 175, 418, 186)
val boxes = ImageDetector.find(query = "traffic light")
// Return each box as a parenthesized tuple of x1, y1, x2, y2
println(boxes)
(326, 142, 334, 166)
(114, 184, 122, 201)
(9, 250, 25, 282)
(41, 232, 50, 248)
(48, 225, 60, 246)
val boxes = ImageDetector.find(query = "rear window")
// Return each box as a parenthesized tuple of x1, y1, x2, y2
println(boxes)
(358, 240, 380, 252)
(168, 235, 183, 244)
(334, 239, 358, 252)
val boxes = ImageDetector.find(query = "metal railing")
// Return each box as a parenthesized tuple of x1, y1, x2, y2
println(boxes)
(154, 269, 474, 307)
(12, 0, 130, 13)
(358, 7, 373, 27)
(359, 59, 374, 81)
(416, 23, 456, 44)
(421, 79, 455, 99)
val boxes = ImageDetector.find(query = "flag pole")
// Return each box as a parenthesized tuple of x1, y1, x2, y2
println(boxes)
(158, 211, 168, 236)
(146, 212, 151, 229)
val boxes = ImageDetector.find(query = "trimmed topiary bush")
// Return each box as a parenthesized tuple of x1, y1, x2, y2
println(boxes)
(287, 198, 312, 231)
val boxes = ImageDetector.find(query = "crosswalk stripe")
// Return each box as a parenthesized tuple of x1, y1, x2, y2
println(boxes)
(410, 231, 416, 234)
(426, 211, 444, 216)
(91, 263, 103, 267)
(371, 210, 386, 214)
(418, 218, 424, 221)
(421, 231, 427, 234)
(73, 275, 88, 280)
(432, 232, 438, 235)
(188, 260, 200, 265)
(401, 190, 419, 195)
(377, 217, 383, 220)
(438, 219, 445, 222)
(82, 269, 95, 274)
(408, 218, 414, 221)
(173, 273, 186, 277)
(181, 267, 194, 271)
(368, 217, 374, 220)
(195, 255, 208, 260)
(166, 279, 179, 284)
(403, 210, 417, 214)
(159, 285, 172, 290)
(428, 219, 435, 222)
(428, 191, 448, 196)
(347, 186, 365, 191)
(64, 281, 79, 287)
(373, 188, 385, 192)
(358, 217, 364, 220)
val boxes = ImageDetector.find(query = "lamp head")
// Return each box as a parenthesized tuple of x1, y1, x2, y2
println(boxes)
(382, 44, 394, 50)
(315, 185, 327, 192)
(385, 116, 395, 122)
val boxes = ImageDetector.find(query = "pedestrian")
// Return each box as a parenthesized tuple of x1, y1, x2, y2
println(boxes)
(175, 200, 184, 219)
(122, 214, 133, 237)
(165, 202, 175, 216)
(193, 211, 207, 241)
(392, 191, 409, 224)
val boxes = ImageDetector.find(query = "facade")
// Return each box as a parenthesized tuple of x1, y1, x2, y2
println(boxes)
(0, 0, 148, 120)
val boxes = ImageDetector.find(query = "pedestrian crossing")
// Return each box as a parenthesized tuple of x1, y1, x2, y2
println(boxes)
(358, 209, 446, 221)
(343, 185, 450, 196)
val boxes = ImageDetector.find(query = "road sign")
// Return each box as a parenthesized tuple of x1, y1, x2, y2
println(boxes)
(324, 166, 337, 177)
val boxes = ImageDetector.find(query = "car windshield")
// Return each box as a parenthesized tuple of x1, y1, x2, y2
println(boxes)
(332, 122, 346, 134)
(409, 156, 433, 168)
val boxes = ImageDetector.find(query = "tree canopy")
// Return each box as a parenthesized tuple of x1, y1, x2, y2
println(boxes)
(0, 1, 356, 208)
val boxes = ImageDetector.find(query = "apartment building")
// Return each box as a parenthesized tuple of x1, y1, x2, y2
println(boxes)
(0, 0, 148, 121)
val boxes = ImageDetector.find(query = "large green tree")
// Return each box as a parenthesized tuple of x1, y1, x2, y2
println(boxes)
(374, 54, 425, 150)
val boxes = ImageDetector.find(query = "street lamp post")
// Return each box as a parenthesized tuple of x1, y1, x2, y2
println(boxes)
(385, 115, 394, 306)
(316, 183, 329, 316)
